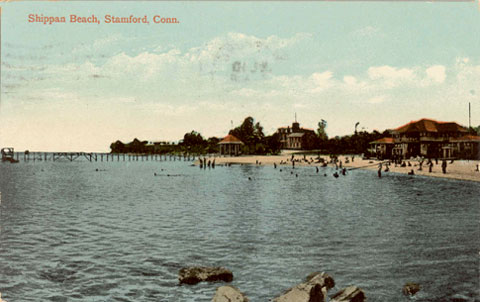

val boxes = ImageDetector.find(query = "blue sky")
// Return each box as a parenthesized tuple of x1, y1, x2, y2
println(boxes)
(1, 1, 479, 151)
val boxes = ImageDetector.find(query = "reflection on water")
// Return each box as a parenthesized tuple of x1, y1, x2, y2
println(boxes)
(0, 161, 479, 302)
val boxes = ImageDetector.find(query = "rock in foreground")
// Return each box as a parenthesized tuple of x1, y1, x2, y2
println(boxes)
(402, 283, 421, 296)
(305, 272, 335, 290)
(331, 286, 365, 302)
(273, 272, 335, 302)
(212, 285, 249, 302)
(179, 266, 233, 285)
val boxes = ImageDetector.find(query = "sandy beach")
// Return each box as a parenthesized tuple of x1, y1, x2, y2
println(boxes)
(204, 153, 480, 183)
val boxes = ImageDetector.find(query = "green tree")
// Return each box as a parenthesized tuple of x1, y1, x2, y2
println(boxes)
(181, 131, 206, 147)
(301, 131, 318, 150)
(206, 137, 220, 153)
(317, 119, 328, 141)
(264, 133, 282, 154)
(468, 126, 480, 136)
(230, 117, 266, 154)
(180, 130, 207, 153)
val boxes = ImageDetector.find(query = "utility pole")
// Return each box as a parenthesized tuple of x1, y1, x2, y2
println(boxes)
(469, 102, 471, 129)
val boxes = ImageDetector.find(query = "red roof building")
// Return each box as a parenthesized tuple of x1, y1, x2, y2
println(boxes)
(393, 118, 468, 135)
(370, 119, 479, 159)
(218, 134, 244, 156)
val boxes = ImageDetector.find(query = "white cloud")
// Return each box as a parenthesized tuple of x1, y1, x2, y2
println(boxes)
(425, 65, 446, 83)
(7, 32, 480, 150)
(343, 75, 357, 85)
(367, 65, 417, 88)
(367, 96, 387, 104)
(293, 103, 307, 108)
(455, 58, 480, 82)
(28, 31, 315, 98)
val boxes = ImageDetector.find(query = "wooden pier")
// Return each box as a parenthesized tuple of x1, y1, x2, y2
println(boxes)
(10, 152, 199, 163)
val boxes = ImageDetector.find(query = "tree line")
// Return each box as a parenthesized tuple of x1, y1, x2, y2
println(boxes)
(110, 117, 480, 155)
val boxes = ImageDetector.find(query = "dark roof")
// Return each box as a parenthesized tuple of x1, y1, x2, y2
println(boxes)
(393, 119, 468, 134)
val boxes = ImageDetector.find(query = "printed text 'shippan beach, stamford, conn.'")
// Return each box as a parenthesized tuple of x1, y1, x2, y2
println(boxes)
(28, 14, 179, 25)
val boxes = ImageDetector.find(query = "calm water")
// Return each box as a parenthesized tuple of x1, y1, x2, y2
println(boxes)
(0, 160, 479, 302)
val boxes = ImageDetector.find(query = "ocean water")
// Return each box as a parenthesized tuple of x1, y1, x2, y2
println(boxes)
(0, 160, 479, 302)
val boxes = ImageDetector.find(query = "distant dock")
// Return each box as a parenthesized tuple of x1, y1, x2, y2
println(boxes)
(5, 152, 199, 163)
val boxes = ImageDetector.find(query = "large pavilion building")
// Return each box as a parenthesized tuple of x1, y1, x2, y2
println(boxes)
(370, 118, 480, 159)
(218, 134, 244, 156)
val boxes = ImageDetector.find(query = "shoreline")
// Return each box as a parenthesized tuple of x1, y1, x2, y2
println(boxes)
(202, 154, 480, 183)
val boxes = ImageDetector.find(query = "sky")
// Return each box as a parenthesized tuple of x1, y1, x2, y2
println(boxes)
(0, 1, 479, 152)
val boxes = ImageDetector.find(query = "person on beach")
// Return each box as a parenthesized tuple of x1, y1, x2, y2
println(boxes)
(408, 169, 415, 175)
(378, 163, 382, 178)
(442, 160, 447, 174)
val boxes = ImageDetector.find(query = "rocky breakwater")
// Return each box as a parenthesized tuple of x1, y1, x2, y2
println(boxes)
(178, 266, 234, 285)
(272, 272, 366, 302)
(330, 286, 365, 302)
(178, 268, 366, 302)
(273, 272, 335, 302)
(212, 286, 249, 302)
